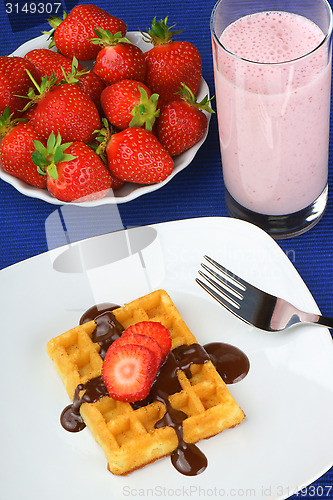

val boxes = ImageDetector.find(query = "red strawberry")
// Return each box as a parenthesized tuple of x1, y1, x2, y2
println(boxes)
(108, 174, 124, 191)
(0, 108, 47, 188)
(142, 17, 202, 102)
(32, 132, 112, 202)
(114, 333, 163, 371)
(21, 103, 37, 121)
(124, 321, 172, 360)
(106, 127, 173, 184)
(102, 343, 156, 402)
(76, 72, 105, 113)
(24, 49, 82, 84)
(59, 58, 105, 113)
(46, 5, 127, 61)
(30, 83, 100, 143)
(101, 80, 159, 131)
(92, 30, 146, 85)
(0, 56, 41, 118)
(156, 83, 213, 156)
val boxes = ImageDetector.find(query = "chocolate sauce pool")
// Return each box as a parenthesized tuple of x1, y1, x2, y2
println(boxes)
(60, 303, 250, 476)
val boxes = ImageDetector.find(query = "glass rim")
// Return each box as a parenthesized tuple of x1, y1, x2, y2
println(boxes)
(210, 0, 333, 66)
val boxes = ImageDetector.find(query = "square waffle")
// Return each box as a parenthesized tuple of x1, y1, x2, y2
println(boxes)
(47, 289, 245, 475)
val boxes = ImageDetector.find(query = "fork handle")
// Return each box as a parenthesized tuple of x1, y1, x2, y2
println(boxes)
(300, 310, 333, 330)
(316, 315, 333, 330)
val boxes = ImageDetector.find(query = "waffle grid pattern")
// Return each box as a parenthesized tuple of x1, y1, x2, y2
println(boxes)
(47, 290, 245, 475)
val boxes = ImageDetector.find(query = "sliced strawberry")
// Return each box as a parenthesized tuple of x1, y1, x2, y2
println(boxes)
(102, 343, 156, 402)
(114, 333, 163, 372)
(123, 321, 172, 360)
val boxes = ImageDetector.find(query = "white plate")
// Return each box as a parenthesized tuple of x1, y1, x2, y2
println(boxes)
(2, 32, 211, 206)
(2, 216, 333, 500)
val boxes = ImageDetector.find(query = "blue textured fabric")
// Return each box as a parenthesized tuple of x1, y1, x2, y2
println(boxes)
(0, 1, 332, 497)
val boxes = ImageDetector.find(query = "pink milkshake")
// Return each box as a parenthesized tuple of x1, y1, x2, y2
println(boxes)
(212, 10, 332, 216)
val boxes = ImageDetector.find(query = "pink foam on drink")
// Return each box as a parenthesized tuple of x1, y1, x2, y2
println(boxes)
(214, 11, 331, 215)
(222, 11, 323, 63)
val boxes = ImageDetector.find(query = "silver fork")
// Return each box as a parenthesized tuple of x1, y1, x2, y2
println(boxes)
(196, 255, 333, 332)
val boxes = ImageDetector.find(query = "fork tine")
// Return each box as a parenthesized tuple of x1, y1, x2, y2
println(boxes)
(200, 263, 243, 300)
(197, 271, 241, 310)
(195, 277, 241, 315)
(204, 255, 247, 291)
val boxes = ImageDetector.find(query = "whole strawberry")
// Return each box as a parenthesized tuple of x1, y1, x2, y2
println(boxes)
(142, 17, 202, 102)
(100, 80, 159, 131)
(106, 127, 173, 184)
(46, 4, 127, 60)
(0, 108, 47, 188)
(24, 49, 82, 84)
(59, 58, 105, 113)
(156, 83, 213, 156)
(0, 56, 41, 118)
(92, 30, 146, 85)
(30, 83, 100, 143)
(32, 132, 112, 202)
(76, 71, 105, 113)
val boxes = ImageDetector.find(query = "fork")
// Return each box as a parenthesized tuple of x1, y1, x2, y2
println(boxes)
(196, 255, 333, 332)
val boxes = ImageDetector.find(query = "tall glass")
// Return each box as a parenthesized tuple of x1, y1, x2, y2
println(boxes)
(211, 0, 333, 238)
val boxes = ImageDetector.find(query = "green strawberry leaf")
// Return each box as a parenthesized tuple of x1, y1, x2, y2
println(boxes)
(31, 133, 76, 178)
(47, 131, 56, 151)
(129, 87, 160, 131)
(0, 107, 15, 136)
(31, 150, 47, 170)
(141, 17, 183, 45)
(47, 162, 59, 181)
(91, 29, 131, 46)
(62, 154, 76, 162)
(43, 10, 67, 46)
(177, 83, 215, 113)
(53, 146, 64, 164)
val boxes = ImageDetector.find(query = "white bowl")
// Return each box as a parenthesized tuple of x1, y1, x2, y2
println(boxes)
(2, 32, 211, 206)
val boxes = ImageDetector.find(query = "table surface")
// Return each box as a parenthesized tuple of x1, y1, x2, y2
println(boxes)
(0, 1, 332, 498)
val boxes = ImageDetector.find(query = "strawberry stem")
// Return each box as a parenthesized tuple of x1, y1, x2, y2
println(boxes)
(32, 132, 75, 180)
(176, 83, 215, 113)
(129, 86, 160, 131)
(42, 11, 67, 49)
(59, 57, 89, 84)
(90, 29, 131, 47)
(0, 107, 25, 136)
(141, 17, 183, 45)
(93, 118, 112, 160)
(19, 71, 58, 112)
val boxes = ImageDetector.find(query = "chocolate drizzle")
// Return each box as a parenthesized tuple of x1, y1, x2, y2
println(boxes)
(61, 376, 108, 432)
(132, 343, 211, 475)
(60, 304, 250, 476)
(79, 303, 123, 359)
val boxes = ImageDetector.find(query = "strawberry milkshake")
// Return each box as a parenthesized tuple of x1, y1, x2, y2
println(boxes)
(211, 2, 332, 235)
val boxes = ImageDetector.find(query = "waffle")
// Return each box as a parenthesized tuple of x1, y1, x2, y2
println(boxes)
(47, 289, 245, 475)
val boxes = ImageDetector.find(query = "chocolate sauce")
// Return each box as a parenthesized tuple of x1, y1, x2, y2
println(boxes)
(61, 376, 108, 432)
(132, 343, 211, 475)
(79, 303, 123, 359)
(204, 342, 250, 384)
(60, 305, 250, 476)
